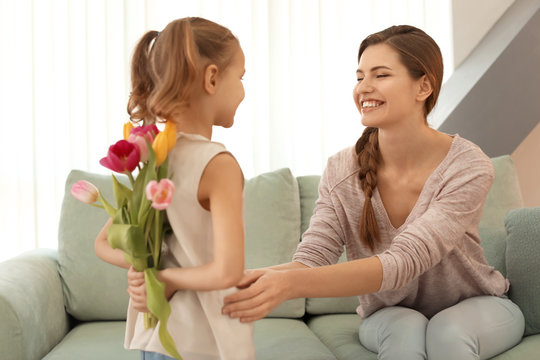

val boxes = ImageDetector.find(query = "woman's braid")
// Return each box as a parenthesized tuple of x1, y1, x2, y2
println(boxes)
(355, 127, 380, 251)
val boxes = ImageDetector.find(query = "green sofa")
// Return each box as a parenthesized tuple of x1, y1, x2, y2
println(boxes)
(1, 155, 539, 360)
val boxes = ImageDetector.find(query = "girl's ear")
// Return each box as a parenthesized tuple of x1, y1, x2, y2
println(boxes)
(203, 64, 219, 95)
(416, 75, 433, 102)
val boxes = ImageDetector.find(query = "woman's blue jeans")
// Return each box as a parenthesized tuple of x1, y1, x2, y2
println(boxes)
(140, 351, 176, 360)
(359, 296, 524, 360)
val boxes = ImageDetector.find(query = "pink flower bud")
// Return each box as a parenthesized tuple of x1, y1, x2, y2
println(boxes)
(71, 180, 99, 204)
(145, 179, 175, 210)
(128, 125, 159, 163)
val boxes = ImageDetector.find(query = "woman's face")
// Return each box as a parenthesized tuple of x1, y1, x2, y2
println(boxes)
(353, 43, 425, 129)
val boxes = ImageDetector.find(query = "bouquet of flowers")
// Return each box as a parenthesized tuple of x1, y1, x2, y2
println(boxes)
(71, 121, 182, 360)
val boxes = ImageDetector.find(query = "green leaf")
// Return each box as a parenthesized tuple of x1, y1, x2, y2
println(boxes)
(157, 156, 169, 180)
(144, 268, 182, 360)
(112, 174, 132, 208)
(107, 224, 149, 271)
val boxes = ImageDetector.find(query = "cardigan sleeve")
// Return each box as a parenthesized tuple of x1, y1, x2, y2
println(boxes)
(293, 158, 347, 267)
(377, 152, 495, 291)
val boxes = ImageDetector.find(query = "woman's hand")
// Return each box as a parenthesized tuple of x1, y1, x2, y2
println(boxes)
(222, 268, 290, 322)
(127, 266, 149, 313)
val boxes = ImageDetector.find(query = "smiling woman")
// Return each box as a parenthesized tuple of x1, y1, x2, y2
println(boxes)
(0, 0, 453, 262)
(221, 25, 525, 360)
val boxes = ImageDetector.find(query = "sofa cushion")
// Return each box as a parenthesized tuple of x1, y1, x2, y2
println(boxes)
(254, 318, 336, 360)
(245, 168, 305, 317)
(480, 155, 523, 230)
(490, 334, 540, 360)
(505, 207, 540, 336)
(42, 322, 137, 360)
(58, 170, 130, 321)
(478, 155, 522, 277)
(307, 314, 376, 360)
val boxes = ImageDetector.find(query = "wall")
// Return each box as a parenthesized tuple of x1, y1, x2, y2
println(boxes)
(512, 122, 540, 207)
(452, 0, 515, 68)
(434, 0, 540, 206)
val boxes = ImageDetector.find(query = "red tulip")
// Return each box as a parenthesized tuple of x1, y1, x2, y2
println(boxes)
(99, 140, 140, 173)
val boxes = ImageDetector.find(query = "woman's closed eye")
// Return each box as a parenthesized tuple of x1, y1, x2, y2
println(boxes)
(376, 74, 390, 78)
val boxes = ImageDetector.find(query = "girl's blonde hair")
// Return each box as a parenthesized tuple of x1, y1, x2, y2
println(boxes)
(127, 17, 239, 124)
(355, 25, 444, 252)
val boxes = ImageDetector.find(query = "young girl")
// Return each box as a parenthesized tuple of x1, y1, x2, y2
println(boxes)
(222, 25, 525, 359)
(94, 17, 255, 360)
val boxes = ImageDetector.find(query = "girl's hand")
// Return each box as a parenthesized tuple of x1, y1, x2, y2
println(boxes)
(222, 269, 289, 322)
(127, 266, 149, 313)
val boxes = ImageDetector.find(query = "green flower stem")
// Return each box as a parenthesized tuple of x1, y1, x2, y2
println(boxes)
(126, 171, 136, 187)
(153, 210, 161, 268)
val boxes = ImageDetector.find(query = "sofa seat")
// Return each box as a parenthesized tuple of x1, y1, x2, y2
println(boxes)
(307, 314, 376, 360)
(254, 318, 335, 360)
(43, 322, 135, 360)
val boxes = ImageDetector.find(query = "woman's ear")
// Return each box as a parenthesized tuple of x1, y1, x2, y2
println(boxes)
(203, 64, 219, 95)
(416, 75, 433, 101)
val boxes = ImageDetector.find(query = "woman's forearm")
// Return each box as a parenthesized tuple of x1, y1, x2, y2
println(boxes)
(284, 256, 383, 299)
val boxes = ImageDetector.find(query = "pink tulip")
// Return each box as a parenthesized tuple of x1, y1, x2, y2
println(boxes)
(71, 180, 99, 204)
(145, 179, 175, 210)
(99, 140, 140, 173)
(128, 125, 159, 163)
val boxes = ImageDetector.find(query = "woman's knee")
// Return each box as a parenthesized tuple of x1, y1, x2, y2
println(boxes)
(426, 311, 478, 360)
(360, 307, 428, 359)
(426, 296, 525, 360)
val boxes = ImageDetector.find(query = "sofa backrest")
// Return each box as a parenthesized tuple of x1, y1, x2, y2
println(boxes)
(505, 207, 540, 336)
(59, 168, 307, 321)
(58, 155, 524, 321)
(479, 155, 523, 277)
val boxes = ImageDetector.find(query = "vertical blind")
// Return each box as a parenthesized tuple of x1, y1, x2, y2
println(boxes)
(0, 0, 452, 262)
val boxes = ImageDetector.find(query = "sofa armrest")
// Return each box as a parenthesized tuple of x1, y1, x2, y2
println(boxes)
(0, 249, 70, 360)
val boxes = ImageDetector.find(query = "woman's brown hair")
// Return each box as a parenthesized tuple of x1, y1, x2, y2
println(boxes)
(127, 17, 239, 124)
(355, 25, 443, 251)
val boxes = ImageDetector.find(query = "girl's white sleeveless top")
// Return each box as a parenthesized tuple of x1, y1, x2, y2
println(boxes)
(124, 132, 255, 360)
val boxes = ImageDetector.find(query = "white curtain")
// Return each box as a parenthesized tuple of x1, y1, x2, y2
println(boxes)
(0, 0, 452, 262)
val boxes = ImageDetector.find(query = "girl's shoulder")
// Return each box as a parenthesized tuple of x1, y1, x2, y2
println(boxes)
(169, 132, 231, 175)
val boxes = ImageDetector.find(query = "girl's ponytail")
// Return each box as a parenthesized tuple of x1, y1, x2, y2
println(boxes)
(355, 126, 380, 251)
(147, 19, 201, 121)
(127, 30, 160, 124)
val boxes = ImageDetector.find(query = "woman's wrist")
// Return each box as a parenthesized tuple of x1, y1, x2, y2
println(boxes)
(281, 268, 301, 300)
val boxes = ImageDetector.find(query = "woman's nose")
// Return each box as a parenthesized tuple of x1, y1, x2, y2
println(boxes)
(355, 79, 373, 94)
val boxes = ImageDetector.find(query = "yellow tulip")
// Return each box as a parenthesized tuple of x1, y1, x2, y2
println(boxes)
(164, 121, 177, 151)
(152, 132, 168, 166)
(123, 122, 134, 140)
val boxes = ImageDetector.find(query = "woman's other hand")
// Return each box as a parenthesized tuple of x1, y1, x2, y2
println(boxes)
(222, 268, 290, 322)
